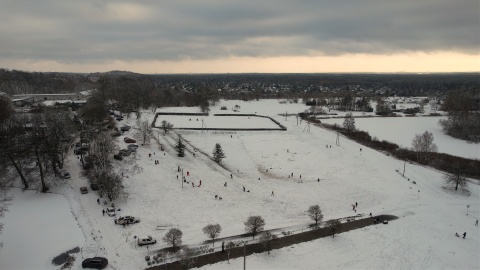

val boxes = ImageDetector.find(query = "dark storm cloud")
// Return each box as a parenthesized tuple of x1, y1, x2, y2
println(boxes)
(0, 0, 478, 63)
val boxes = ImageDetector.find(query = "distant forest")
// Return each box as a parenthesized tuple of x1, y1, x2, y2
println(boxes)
(0, 68, 478, 99)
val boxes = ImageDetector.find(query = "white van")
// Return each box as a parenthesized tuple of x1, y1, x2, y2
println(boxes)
(138, 236, 156, 246)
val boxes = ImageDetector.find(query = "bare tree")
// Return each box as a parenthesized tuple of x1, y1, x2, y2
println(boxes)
(260, 231, 277, 254)
(202, 224, 222, 246)
(0, 174, 13, 249)
(445, 168, 468, 191)
(138, 119, 152, 145)
(244, 216, 265, 239)
(226, 242, 236, 263)
(30, 115, 49, 192)
(0, 95, 14, 124)
(160, 120, 174, 134)
(411, 131, 438, 164)
(0, 116, 30, 189)
(307, 205, 324, 226)
(178, 247, 197, 269)
(163, 228, 183, 252)
(90, 132, 115, 170)
(91, 169, 125, 202)
(326, 219, 341, 238)
(342, 113, 355, 133)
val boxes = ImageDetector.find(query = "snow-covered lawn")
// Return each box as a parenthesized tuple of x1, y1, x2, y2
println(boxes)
(0, 189, 84, 269)
(154, 115, 281, 129)
(0, 99, 479, 270)
(321, 116, 480, 159)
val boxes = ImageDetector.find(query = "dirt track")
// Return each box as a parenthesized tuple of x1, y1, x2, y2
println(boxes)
(147, 214, 398, 270)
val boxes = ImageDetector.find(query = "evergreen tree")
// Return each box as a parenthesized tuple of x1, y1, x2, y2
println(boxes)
(343, 112, 355, 133)
(175, 136, 186, 157)
(212, 143, 225, 163)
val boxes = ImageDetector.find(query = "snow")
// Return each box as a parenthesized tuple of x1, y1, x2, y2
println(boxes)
(0, 189, 84, 269)
(154, 115, 281, 129)
(1, 99, 479, 270)
(321, 116, 480, 159)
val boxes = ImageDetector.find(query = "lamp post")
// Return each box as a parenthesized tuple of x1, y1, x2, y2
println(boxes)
(243, 241, 246, 270)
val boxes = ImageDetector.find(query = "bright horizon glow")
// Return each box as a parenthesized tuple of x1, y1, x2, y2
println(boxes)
(2, 51, 478, 74)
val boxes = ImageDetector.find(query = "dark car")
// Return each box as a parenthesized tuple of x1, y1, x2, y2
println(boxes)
(124, 137, 136, 143)
(118, 149, 131, 156)
(115, 215, 140, 225)
(113, 154, 123, 161)
(82, 257, 108, 269)
(90, 183, 99, 190)
(80, 187, 88, 194)
(120, 125, 131, 131)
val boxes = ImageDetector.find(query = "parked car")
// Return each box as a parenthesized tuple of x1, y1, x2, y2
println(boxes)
(90, 183, 99, 190)
(82, 257, 108, 269)
(120, 125, 131, 131)
(74, 148, 87, 155)
(138, 236, 156, 246)
(118, 149, 131, 156)
(127, 144, 139, 149)
(124, 137, 136, 143)
(115, 216, 140, 225)
(63, 171, 71, 179)
(113, 154, 123, 161)
(106, 207, 116, 217)
(80, 187, 88, 194)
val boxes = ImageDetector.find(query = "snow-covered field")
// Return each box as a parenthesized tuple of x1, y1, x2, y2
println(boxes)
(321, 117, 480, 159)
(1, 99, 479, 270)
(154, 115, 281, 129)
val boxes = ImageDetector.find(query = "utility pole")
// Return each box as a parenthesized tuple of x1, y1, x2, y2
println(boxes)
(285, 111, 287, 121)
(403, 159, 406, 177)
(336, 130, 340, 146)
(243, 241, 246, 270)
(296, 116, 298, 126)
(181, 168, 184, 188)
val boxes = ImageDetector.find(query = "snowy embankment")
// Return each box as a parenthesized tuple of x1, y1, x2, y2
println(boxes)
(0, 99, 478, 270)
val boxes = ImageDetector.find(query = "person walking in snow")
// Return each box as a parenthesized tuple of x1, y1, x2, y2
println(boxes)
(102, 209, 105, 216)
(355, 202, 358, 207)
(187, 171, 190, 176)
(230, 173, 233, 178)
(198, 180, 202, 187)
(463, 232, 466, 239)
(271, 191, 274, 196)
(476, 220, 478, 226)
(243, 186, 245, 192)
(192, 182, 194, 187)
(224, 182, 227, 187)
(97, 198, 100, 204)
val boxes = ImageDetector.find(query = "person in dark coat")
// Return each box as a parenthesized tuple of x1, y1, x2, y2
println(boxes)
(97, 198, 100, 204)
(463, 232, 466, 239)
(102, 209, 105, 216)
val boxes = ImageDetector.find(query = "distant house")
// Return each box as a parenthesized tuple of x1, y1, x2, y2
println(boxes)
(220, 106, 227, 110)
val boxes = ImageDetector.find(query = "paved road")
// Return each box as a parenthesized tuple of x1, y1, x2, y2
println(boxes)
(148, 214, 398, 270)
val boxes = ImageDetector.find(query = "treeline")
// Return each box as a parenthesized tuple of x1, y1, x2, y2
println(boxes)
(1, 68, 479, 99)
(300, 114, 480, 180)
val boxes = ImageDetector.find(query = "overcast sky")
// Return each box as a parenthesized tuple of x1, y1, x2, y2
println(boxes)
(0, 0, 478, 73)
